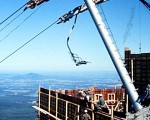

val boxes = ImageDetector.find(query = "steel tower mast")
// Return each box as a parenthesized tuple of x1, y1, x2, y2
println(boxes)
(84, 0, 143, 111)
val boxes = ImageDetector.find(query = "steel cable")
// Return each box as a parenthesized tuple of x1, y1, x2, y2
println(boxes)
(0, 11, 24, 33)
(0, 6, 41, 43)
(0, 19, 59, 64)
(0, 3, 27, 25)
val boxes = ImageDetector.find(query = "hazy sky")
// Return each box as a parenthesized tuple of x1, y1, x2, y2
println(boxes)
(0, 0, 149, 73)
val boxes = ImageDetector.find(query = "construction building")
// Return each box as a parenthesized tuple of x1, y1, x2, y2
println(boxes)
(33, 87, 126, 120)
(125, 48, 150, 94)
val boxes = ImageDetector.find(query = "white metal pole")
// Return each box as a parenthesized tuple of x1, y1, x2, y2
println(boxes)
(65, 101, 68, 120)
(84, 0, 142, 111)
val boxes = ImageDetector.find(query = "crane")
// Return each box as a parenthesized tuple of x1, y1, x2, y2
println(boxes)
(140, 0, 150, 11)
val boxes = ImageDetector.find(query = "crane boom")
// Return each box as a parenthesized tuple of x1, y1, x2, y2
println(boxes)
(140, 0, 150, 11)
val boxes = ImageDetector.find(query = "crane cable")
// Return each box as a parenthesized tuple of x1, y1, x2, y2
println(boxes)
(0, 19, 59, 64)
(67, 15, 89, 66)
(0, 2, 27, 26)
(0, 6, 42, 43)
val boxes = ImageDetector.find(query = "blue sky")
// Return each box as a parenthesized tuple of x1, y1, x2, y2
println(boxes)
(0, 0, 149, 73)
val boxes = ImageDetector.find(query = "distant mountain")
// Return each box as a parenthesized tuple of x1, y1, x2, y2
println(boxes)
(11, 73, 49, 80)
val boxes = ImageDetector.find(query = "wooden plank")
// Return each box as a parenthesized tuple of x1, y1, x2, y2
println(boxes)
(32, 106, 62, 120)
